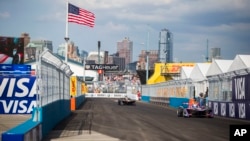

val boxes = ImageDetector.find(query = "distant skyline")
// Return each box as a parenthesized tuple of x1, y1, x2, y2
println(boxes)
(0, 0, 250, 62)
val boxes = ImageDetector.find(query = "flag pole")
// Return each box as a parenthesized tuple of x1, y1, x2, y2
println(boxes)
(64, 0, 69, 63)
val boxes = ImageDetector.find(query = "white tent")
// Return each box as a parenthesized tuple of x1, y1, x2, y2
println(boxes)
(190, 63, 211, 82)
(180, 66, 194, 79)
(228, 54, 250, 73)
(206, 59, 233, 77)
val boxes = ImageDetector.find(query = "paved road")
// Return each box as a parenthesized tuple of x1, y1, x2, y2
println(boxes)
(43, 98, 250, 141)
(0, 114, 31, 141)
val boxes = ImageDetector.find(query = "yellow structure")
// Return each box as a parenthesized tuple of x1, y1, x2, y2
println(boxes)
(147, 62, 195, 85)
(70, 76, 77, 97)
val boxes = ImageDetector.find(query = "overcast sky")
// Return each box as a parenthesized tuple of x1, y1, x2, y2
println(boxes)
(0, 0, 250, 62)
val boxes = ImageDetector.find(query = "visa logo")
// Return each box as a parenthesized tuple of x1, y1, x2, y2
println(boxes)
(0, 77, 36, 98)
(0, 77, 37, 114)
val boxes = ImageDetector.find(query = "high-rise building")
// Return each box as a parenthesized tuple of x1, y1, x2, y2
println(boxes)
(108, 54, 125, 71)
(117, 37, 133, 67)
(158, 28, 173, 63)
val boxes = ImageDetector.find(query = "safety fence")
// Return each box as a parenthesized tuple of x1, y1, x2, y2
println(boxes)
(85, 80, 141, 94)
(141, 68, 250, 120)
(2, 49, 84, 141)
(150, 97, 169, 106)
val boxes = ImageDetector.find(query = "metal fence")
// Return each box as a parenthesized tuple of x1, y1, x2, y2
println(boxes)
(142, 67, 250, 103)
(85, 79, 141, 94)
(36, 49, 74, 107)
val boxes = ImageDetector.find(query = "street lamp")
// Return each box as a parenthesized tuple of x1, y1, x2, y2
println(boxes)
(146, 30, 149, 84)
(82, 55, 86, 82)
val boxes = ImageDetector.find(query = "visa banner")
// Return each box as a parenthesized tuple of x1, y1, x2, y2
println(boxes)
(232, 74, 250, 101)
(0, 76, 37, 114)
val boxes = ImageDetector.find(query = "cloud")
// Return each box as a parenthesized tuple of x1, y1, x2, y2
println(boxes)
(36, 12, 64, 22)
(0, 12, 10, 18)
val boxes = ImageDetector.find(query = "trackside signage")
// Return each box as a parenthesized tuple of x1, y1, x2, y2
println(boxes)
(85, 64, 119, 71)
(0, 76, 37, 114)
(232, 74, 250, 101)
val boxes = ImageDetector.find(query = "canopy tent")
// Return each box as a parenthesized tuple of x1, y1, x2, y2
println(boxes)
(190, 63, 211, 82)
(180, 66, 194, 79)
(206, 59, 233, 77)
(228, 54, 250, 73)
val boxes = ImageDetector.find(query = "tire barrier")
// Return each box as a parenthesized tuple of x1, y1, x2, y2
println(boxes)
(150, 97, 170, 106)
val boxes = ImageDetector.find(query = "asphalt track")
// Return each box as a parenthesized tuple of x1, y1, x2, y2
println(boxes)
(0, 114, 31, 141)
(42, 98, 250, 141)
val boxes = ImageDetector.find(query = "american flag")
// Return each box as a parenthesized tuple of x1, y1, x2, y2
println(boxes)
(68, 3, 95, 28)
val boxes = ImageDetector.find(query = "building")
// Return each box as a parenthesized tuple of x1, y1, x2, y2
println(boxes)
(25, 40, 53, 61)
(87, 51, 109, 64)
(117, 37, 133, 67)
(158, 28, 173, 63)
(209, 47, 221, 61)
(80, 50, 88, 59)
(57, 42, 84, 63)
(108, 54, 125, 71)
(137, 50, 158, 70)
(21, 33, 30, 47)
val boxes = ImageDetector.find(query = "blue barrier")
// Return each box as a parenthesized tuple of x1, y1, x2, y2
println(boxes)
(169, 97, 189, 108)
(141, 96, 150, 102)
(76, 95, 85, 108)
(1, 108, 42, 141)
(41, 99, 71, 138)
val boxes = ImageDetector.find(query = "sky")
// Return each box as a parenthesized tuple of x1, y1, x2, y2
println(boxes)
(0, 0, 250, 62)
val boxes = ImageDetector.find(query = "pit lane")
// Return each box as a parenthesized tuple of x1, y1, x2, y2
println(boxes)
(46, 98, 250, 141)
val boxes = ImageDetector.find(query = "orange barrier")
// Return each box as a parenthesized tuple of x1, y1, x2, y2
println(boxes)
(70, 97, 76, 111)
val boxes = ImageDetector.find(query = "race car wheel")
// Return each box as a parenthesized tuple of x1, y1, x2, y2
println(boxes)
(118, 100, 123, 105)
(183, 109, 190, 118)
(206, 109, 214, 118)
(177, 107, 183, 117)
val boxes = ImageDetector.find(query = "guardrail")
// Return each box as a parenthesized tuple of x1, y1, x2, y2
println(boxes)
(150, 97, 170, 106)
(85, 93, 139, 100)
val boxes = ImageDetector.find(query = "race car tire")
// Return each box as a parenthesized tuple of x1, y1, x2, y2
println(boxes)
(177, 107, 183, 117)
(206, 109, 214, 118)
(118, 100, 123, 105)
(183, 109, 190, 118)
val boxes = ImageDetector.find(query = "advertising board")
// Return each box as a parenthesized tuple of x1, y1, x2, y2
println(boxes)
(0, 36, 24, 64)
(0, 76, 37, 114)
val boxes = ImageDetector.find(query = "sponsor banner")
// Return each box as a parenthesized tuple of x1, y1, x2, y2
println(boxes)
(81, 82, 88, 94)
(70, 76, 77, 97)
(0, 36, 24, 64)
(209, 101, 250, 120)
(0, 64, 31, 71)
(0, 76, 37, 114)
(232, 74, 250, 101)
(85, 64, 119, 71)
(0, 64, 31, 75)
(85, 93, 126, 98)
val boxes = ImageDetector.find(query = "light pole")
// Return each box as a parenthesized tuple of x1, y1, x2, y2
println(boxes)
(83, 55, 86, 82)
(146, 30, 149, 84)
(98, 41, 101, 81)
